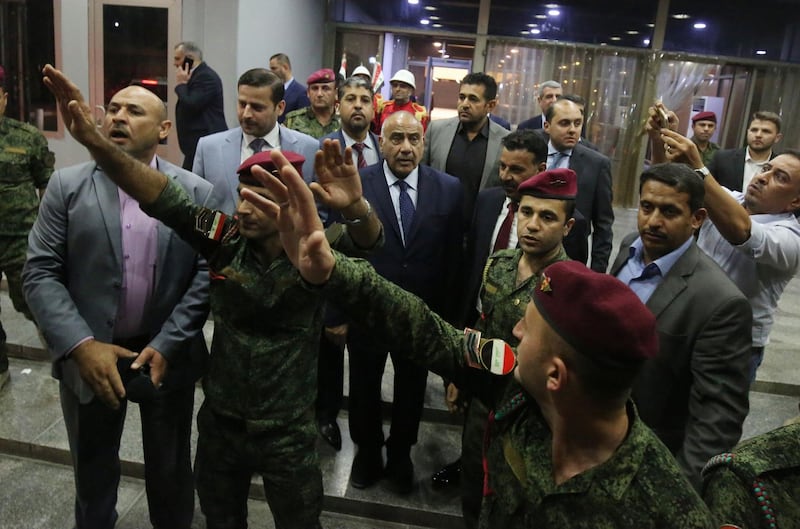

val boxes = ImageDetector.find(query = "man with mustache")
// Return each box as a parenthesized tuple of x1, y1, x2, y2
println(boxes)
(347, 110, 463, 494)
(23, 84, 217, 529)
(610, 163, 752, 489)
(192, 68, 319, 215)
(284, 68, 341, 139)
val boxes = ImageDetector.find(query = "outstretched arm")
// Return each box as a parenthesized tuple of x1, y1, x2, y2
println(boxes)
(42, 64, 167, 205)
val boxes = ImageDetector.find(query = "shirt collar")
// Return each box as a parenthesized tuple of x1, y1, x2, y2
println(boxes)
(242, 124, 281, 151)
(456, 118, 490, 139)
(284, 77, 294, 90)
(745, 147, 771, 164)
(547, 140, 573, 156)
(629, 235, 693, 278)
(383, 161, 419, 190)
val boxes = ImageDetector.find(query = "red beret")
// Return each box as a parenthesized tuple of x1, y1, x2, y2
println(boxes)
(532, 261, 658, 369)
(237, 150, 305, 186)
(692, 111, 716, 123)
(307, 68, 336, 85)
(517, 168, 577, 200)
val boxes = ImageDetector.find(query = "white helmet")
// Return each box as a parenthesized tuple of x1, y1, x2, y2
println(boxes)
(390, 69, 416, 90)
(352, 65, 371, 79)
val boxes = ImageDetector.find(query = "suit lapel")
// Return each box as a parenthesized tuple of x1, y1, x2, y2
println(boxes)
(153, 157, 175, 292)
(646, 243, 697, 318)
(367, 169, 403, 243)
(224, 130, 242, 208)
(94, 167, 123, 269)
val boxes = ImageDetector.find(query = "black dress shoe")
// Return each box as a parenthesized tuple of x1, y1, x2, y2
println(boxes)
(431, 458, 462, 489)
(317, 419, 342, 450)
(350, 448, 383, 489)
(385, 456, 414, 494)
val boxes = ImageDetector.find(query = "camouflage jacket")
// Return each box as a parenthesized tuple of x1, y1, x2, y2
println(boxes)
(692, 136, 721, 168)
(322, 254, 715, 529)
(702, 423, 800, 529)
(144, 180, 374, 432)
(0, 117, 54, 235)
(284, 106, 340, 139)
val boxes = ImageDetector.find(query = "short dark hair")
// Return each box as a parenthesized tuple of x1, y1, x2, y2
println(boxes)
(544, 98, 578, 123)
(781, 148, 800, 163)
(751, 110, 782, 133)
(238, 68, 285, 105)
(560, 93, 586, 109)
(559, 344, 640, 406)
(338, 76, 374, 100)
(639, 163, 705, 212)
(175, 41, 203, 61)
(269, 53, 291, 69)
(501, 129, 548, 165)
(460, 72, 498, 101)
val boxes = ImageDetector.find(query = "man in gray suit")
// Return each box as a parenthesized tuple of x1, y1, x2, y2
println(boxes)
(193, 68, 319, 215)
(23, 85, 216, 529)
(610, 163, 751, 489)
(422, 72, 509, 224)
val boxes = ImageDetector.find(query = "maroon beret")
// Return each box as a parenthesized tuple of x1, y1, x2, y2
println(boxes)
(517, 168, 577, 200)
(531, 261, 658, 369)
(307, 68, 336, 85)
(237, 150, 305, 186)
(691, 111, 717, 123)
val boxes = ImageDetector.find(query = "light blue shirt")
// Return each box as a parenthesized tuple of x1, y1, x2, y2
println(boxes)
(547, 141, 574, 169)
(617, 236, 693, 303)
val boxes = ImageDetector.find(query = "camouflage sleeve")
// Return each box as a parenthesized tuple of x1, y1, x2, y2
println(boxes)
(703, 467, 761, 528)
(30, 129, 55, 189)
(323, 252, 465, 379)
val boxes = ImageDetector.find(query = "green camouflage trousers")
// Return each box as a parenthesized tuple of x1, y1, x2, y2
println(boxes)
(1, 236, 33, 372)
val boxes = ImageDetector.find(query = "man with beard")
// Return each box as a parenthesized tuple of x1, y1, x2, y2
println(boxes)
(708, 111, 782, 191)
(689, 111, 719, 168)
(610, 163, 751, 489)
(284, 68, 341, 139)
(193, 68, 319, 215)
(24, 84, 216, 529)
(423, 72, 510, 224)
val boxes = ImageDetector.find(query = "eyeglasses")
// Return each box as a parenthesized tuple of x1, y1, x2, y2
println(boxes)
(387, 133, 422, 146)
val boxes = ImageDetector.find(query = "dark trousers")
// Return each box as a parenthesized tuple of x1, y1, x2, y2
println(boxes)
(59, 380, 195, 529)
(316, 331, 344, 423)
(194, 403, 323, 529)
(461, 398, 489, 529)
(749, 346, 765, 383)
(347, 331, 428, 457)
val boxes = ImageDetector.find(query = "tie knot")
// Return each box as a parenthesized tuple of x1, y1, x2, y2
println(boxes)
(250, 138, 267, 153)
(397, 179, 409, 192)
(508, 201, 519, 212)
(641, 263, 661, 279)
(352, 142, 365, 153)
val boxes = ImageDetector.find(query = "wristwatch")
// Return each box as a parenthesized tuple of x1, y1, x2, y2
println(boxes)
(694, 166, 710, 180)
(342, 199, 372, 226)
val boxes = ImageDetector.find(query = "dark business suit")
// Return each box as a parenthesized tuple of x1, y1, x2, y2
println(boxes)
(611, 233, 752, 488)
(347, 163, 463, 458)
(315, 130, 382, 426)
(567, 142, 614, 272)
(708, 147, 778, 192)
(488, 113, 511, 130)
(517, 114, 543, 130)
(279, 78, 310, 123)
(174, 61, 227, 170)
(24, 158, 216, 529)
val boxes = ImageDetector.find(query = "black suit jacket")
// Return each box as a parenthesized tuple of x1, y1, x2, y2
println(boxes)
(611, 234, 752, 488)
(708, 147, 778, 191)
(174, 62, 227, 170)
(517, 114, 543, 130)
(279, 78, 310, 123)
(359, 164, 464, 322)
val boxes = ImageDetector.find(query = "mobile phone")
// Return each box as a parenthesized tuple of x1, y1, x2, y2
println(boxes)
(656, 106, 669, 128)
(182, 57, 194, 70)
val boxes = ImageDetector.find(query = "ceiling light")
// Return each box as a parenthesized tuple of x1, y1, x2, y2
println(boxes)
(574, 61, 581, 66)
(443, 54, 450, 58)
(535, 14, 547, 19)
(505, 54, 511, 59)
(610, 36, 622, 41)
(531, 28, 541, 34)
(433, 42, 441, 47)
(693, 22, 707, 29)
(511, 48, 519, 54)
(521, 30, 530, 35)
(420, 18, 430, 25)
(672, 13, 691, 19)
(643, 38, 651, 45)
(500, 59, 506, 63)
(424, 5, 437, 10)
(626, 30, 639, 35)
(432, 23, 442, 27)
(408, 0, 419, 4)
(544, 3, 559, 7)
(646, 23, 655, 28)
(527, 23, 538, 27)
(429, 15, 440, 20)
(548, 9, 560, 16)
(756, 50, 767, 55)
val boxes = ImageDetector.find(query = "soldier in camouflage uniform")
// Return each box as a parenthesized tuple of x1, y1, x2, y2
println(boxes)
(284, 68, 340, 139)
(0, 64, 54, 388)
(42, 64, 382, 529)
(702, 423, 800, 529)
(243, 152, 717, 529)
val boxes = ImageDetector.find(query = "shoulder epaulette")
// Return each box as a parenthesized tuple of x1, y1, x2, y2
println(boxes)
(703, 453, 779, 529)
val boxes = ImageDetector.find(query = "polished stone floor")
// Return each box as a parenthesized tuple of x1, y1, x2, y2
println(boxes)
(1, 207, 799, 528)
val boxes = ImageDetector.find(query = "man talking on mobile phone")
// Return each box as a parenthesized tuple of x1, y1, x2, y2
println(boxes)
(173, 41, 227, 170)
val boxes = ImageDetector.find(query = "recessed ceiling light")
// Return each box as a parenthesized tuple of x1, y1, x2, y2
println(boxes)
(756, 50, 767, 55)
(511, 48, 519, 54)
(527, 23, 539, 27)
(574, 61, 581, 66)
(610, 36, 622, 41)
(535, 14, 547, 19)
(531, 28, 541, 34)
(433, 42, 442, 47)
(646, 23, 655, 28)
(548, 9, 560, 16)
(672, 13, 691, 19)
(521, 30, 530, 35)
(544, 3, 559, 7)
(424, 5, 437, 10)
(443, 54, 450, 58)
(600, 43, 607, 46)
(693, 22, 707, 29)
(428, 15, 439, 20)
(626, 30, 639, 35)
(420, 19, 430, 25)
(643, 38, 651, 45)
(505, 54, 511, 59)
(408, 0, 419, 4)
(432, 23, 442, 27)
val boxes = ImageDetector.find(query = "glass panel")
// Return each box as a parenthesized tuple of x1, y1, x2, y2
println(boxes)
(331, 0, 479, 33)
(489, 0, 657, 47)
(0, 0, 57, 131)
(752, 66, 800, 148)
(102, 4, 168, 105)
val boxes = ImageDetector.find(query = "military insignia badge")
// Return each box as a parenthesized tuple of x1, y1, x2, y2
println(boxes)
(539, 272, 552, 292)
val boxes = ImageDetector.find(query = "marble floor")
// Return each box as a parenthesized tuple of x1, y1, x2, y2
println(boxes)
(1, 207, 799, 528)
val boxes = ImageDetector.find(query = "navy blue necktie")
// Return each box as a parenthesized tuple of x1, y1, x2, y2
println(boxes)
(249, 138, 267, 153)
(397, 179, 415, 244)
